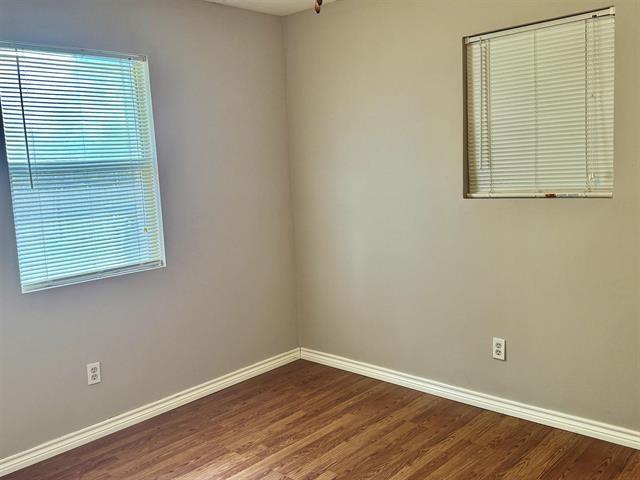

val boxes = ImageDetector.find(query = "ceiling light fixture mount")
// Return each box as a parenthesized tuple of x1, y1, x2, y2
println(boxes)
(314, 0, 323, 14)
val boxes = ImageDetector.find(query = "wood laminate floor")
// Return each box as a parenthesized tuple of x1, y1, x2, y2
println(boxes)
(4, 360, 639, 479)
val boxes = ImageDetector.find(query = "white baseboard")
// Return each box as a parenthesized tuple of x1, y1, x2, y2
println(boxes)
(0, 348, 301, 477)
(300, 348, 640, 451)
(3, 346, 636, 477)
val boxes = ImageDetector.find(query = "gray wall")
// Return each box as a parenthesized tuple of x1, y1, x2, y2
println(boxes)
(0, 0, 297, 457)
(285, 0, 640, 431)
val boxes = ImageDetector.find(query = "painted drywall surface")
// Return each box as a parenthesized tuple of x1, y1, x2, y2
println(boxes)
(0, 0, 296, 457)
(285, 0, 640, 431)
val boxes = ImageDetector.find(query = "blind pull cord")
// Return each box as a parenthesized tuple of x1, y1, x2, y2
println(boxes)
(480, 40, 485, 171)
(15, 50, 34, 189)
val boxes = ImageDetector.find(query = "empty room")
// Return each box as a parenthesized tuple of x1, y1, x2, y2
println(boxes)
(0, 0, 638, 478)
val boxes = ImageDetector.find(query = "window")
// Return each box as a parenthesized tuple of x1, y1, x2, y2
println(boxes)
(0, 43, 165, 292)
(464, 8, 615, 198)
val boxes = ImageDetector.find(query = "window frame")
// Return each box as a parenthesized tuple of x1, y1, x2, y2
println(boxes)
(462, 7, 615, 199)
(0, 42, 166, 293)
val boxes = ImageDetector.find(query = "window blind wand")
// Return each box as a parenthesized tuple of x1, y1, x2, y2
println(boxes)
(14, 49, 34, 189)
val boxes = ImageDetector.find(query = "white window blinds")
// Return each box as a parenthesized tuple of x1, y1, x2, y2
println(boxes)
(0, 43, 165, 293)
(465, 8, 615, 198)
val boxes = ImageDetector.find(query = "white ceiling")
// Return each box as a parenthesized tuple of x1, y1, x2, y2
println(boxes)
(206, 0, 337, 16)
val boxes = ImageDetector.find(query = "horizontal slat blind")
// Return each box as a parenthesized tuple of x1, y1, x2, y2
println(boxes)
(466, 10, 614, 197)
(0, 43, 165, 292)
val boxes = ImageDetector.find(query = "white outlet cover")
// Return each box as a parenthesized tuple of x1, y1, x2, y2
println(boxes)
(87, 362, 101, 385)
(492, 337, 506, 361)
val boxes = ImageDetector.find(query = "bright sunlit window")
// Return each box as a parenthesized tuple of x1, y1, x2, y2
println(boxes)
(0, 43, 165, 293)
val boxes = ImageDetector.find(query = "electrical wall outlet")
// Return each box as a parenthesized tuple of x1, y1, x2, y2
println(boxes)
(492, 337, 506, 361)
(87, 362, 101, 385)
